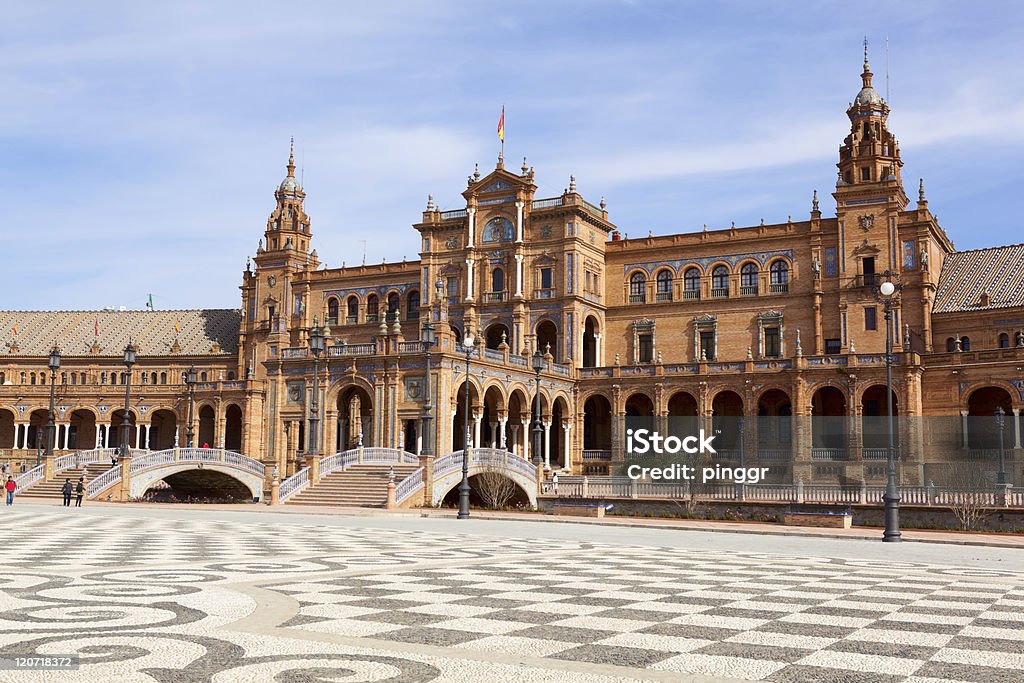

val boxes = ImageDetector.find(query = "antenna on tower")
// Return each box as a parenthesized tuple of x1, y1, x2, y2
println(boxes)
(360, 240, 367, 265)
(301, 143, 305, 188)
(885, 36, 891, 104)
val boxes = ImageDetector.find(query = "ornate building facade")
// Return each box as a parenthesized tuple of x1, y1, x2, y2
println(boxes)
(3, 53, 1023, 493)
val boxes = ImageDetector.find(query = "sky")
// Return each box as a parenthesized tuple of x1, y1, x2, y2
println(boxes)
(3, 1, 1024, 311)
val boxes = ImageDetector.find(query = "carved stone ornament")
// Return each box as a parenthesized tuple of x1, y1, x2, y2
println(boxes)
(445, 236, 460, 250)
(858, 214, 874, 231)
(405, 378, 423, 400)
(267, 275, 277, 287)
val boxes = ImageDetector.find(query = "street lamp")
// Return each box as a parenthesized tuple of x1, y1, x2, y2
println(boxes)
(44, 345, 61, 463)
(458, 330, 476, 519)
(308, 318, 326, 457)
(991, 405, 1007, 485)
(120, 342, 137, 458)
(421, 321, 436, 457)
(531, 349, 545, 466)
(184, 366, 198, 448)
(876, 273, 902, 543)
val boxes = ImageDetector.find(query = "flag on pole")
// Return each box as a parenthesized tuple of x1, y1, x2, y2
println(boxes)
(146, 293, 154, 311)
(497, 106, 505, 142)
(175, 319, 180, 334)
(11, 325, 17, 336)
(94, 318, 99, 337)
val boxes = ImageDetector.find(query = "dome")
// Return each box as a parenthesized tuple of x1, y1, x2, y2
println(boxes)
(278, 175, 301, 193)
(854, 86, 884, 107)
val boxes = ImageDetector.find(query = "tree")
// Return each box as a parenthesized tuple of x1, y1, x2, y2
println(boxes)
(475, 466, 518, 509)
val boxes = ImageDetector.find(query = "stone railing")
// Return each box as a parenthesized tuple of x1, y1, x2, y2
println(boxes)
(53, 448, 118, 472)
(582, 449, 611, 461)
(14, 464, 44, 489)
(395, 466, 425, 504)
(279, 467, 310, 501)
(86, 466, 121, 499)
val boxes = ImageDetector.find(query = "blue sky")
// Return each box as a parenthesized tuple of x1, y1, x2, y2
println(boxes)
(3, 1, 1024, 310)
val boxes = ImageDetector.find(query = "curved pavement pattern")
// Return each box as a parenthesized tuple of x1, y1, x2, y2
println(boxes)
(0, 504, 1021, 683)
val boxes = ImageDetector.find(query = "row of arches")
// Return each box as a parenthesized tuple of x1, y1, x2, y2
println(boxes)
(628, 259, 791, 302)
(0, 369, 233, 387)
(326, 290, 420, 326)
(946, 332, 1024, 352)
(0, 405, 244, 452)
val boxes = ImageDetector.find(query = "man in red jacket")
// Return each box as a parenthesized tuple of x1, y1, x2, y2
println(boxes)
(4, 476, 15, 506)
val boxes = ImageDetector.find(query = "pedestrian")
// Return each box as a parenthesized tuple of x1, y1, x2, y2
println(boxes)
(201, 442, 210, 449)
(4, 476, 15, 506)
(62, 479, 73, 507)
(75, 478, 85, 508)
(551, 471, 559, 495)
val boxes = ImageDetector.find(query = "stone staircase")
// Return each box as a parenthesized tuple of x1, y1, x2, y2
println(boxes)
(19, 466, 100, 499)
(287, 464, 420, 507)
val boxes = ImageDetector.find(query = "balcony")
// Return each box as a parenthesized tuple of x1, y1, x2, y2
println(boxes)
(683, 289, 700, 300)
(711, 287, 729, 298)
(366, 313, 380, 323)
(628, 293, 646, 304)
(345, 315, 358, 324)
(740, 285, 758, 296)
(655, 291, 672, 302)
(446, 296, 460, 306)
(582, 449, 611, 461)
(811, 448, 848, 461)
(856, 273, 880, 288)
(482, 291, 507, 303)
(325, 316, 338, 326)
(770, 283, 789, 294)
(534, 288, 555, 300)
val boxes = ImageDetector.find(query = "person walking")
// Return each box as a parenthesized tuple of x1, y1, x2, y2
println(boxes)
(75, 478, 85, 508)
(551, 471, 559, 495)
(62, 479, 73, 507)
(4, 476, 15, 506)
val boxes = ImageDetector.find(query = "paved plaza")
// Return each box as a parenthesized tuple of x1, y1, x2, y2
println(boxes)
(0, 504, 1021, 682)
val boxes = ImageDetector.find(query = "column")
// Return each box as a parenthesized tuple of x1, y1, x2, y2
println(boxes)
(960, 410, 969, 449)
(515, 254, 524, 297)
(21, 424, 29, 449)
(595, 333, 603, 366)
(489, 422, 498, 448)
(515, 201, 524, 242)
(473, 412, 482, 448)
(543, 421, 552, 468)
(1014, 409, 1022, 450)
(146, 425, 152, 449)
(465, 258, 475, 302)
(522, 423, 529, 461)
(63, 424, 71, 450)
(562, 420, 572, 470)
(95, 426, 102, 449)
(498, 417, 508, 450)
(509, 424, 520, 456)
(135, 424, 142, 449)
(467, 207, 476, 244)
(107, 423, 115, 448)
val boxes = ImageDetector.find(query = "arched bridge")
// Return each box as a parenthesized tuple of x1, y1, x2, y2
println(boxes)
(431, 448, 540, 507)
(87, 448, 266, 501)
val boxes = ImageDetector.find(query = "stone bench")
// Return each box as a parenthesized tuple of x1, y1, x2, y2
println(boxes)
(783, 511, 852, 529)
(554, 502, 613, 518)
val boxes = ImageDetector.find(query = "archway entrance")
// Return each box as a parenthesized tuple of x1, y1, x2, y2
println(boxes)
(966, 387, 1015, 449)
(224, 405, 243, 451)
(69, 409, 97, 451)
(536, 321, 558, 361)
(149, 409, 177, 450)
(198, 406, 215, 448)
(861, 385, 899, 453)
(144, 470, 253, 503)
(452, 381, 481, 451)
(711, 391, 744, 453)
(583, 316, 599, 368)
(0, 409, 14, 449)
(812, 387, 847, 456)
(337, 386, 374, 450)
(756, 389, 792, 452)
(485, 323, 510, 350)
(110, 409, 138, 450)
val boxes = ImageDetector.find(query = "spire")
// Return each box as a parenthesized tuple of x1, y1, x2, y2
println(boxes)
(812, 189, 819, 212)
(918, 178, 926, 203)
(287, 137, 295, 177)
(862, 36, 872, 88)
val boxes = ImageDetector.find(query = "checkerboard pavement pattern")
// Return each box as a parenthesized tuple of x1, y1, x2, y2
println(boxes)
(270, 549, 1024, 682)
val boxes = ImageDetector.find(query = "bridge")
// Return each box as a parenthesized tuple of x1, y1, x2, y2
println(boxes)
(15, 448, 266, 502)
(278, 447, 541, 508)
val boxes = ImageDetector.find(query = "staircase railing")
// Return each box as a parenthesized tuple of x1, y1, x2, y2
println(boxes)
(53, 448, 119, 472)
(14, 464, 44, 490)
(395, 466, 425, 505)
(279, 467, 310, 502)
(86, 466, 122, 499)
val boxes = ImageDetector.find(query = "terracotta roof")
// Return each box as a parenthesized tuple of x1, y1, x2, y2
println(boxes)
(0, 310, 240, 357)
(933, 244, 1024, 314)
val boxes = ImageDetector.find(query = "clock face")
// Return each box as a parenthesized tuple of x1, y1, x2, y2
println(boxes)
(268, 275, 277, 287)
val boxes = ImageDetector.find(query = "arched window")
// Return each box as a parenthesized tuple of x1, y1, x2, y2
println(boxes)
(366, 294, 379, 322)
(70, 373, 77, 385)
(227, 371, 236, 380)
(406, 290, 420, 320)
(387, 293, 400, 321)
(770, 261, 790, 292)
(346, 296, 359, 323)
(80, 373, 87, 385)
(683, 268, 700, 298)
(20, 372, 26, 384)
(1017, 332, 1024, 347)
(142, 373, 149, 385)
(200, 371, 208, 382)
(327, 298, 339, 324)
(711, 266, 729, 296)
(946, 337, 956, 352)
(656, 270, 672, 301)
(740, 263, 758, 293)
(629, 272, 646, 303)
(160, 372, 167, 385)
(151, 372, 158, 385)
(492, 267, 505, 293)
(30, 373, 36, 385)
(961, 336, 971, 352)
(999, 332, 1010, 349)
(481, 217, 514, 243)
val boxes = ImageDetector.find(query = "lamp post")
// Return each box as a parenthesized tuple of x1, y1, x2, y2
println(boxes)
(308, 318, 325, 457)
(531, 349, 545, 465)
(120, 343, 137, 458)
(876, 273, 902, 543)
(458, 330, 476, 519)
(44, 345, 61, 464)
(991, 405, 1007, 485)
(184, 366, 198, 448)
(421, 321, 436, 457)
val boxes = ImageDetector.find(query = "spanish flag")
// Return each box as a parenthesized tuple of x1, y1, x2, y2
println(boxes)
(11, 325, 17, 336)
(497, 106, 505, 142)
(175, 319, 180, 334)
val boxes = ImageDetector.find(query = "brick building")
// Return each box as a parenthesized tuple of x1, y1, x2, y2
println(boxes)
(3, 52, 1023, 493)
